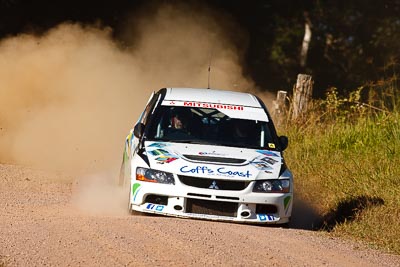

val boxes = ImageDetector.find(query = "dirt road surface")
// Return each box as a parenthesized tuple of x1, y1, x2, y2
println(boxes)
(1, 163, 399, 267)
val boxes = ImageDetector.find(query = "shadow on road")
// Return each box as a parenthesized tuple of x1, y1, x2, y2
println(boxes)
(289, 195, 384, 231)
(320, 195, 384, 231)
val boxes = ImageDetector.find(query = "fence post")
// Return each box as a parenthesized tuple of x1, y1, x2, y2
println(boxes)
(272, 90, 288, 126)
(291, 74, 313, 120)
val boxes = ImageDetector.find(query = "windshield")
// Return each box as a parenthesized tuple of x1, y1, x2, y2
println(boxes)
(146, 105, 278, 149)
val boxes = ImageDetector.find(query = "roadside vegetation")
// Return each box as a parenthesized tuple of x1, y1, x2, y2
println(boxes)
(279, 76, 400, 254)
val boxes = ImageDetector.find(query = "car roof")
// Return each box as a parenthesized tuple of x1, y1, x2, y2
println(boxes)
(163, 88, 262, 108)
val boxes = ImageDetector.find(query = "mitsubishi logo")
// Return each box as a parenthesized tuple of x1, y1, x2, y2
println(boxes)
(209, 180, 219, 190)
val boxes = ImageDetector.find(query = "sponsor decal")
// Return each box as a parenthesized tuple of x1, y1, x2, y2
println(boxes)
(180, 165, 252, 178)
(132, 183, 142, 202)
(129, 131, 135, 147)
(123, 148, 129, 163)
(257, 214, 276, 222)
(148, 142, 169, 148)
(261, 157, 278, 165)
(284, 196, 291, 214)
(183, 102, 244, 111)
(146, 203, 165, 212)
(198, 151, 226, 156)
(250, 150, 279, 171)
(251, 161, 273, 170)
(149, 149, 170, 156)
(163, 100, 244, 111)
(217, 167, 251, 178)
(155, 156, 177, 163)
(268, 143, 276, 149)
(148, 148, 178, 164)
(256, 150, 279, 157)
(124, 132, 134, 160)
(180, 165, 213, 175)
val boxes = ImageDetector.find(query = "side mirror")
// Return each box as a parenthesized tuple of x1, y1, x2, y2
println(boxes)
(279, 136, 289, 151)
(133, 123, 145, 138)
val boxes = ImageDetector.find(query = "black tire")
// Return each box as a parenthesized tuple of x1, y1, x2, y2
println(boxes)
(281, 217, 292, 228)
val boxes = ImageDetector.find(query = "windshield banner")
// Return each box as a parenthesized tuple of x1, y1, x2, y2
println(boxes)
(161, 100, 269, 122)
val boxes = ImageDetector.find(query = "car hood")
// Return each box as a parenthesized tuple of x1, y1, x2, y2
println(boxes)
(144, 141, 283, 180)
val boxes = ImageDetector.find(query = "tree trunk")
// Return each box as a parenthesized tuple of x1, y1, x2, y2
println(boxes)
(300, 12, 312, 67)
(292, 74, 313, 120)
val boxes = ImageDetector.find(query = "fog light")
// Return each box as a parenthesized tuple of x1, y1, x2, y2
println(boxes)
(174, 205, 183, 211)
(240, 210, 251, 218)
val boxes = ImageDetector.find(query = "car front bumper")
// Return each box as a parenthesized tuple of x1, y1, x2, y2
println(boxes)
(129, 180, 292, 224)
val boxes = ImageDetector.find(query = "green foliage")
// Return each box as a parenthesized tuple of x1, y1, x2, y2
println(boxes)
(280, 82, 400, 254)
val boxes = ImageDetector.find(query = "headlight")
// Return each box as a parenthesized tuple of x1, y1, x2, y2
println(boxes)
(252, 179, 290, 193)
(136, 167, 175, 184)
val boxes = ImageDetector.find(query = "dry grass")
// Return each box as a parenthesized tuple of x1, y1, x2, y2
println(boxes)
(278, 83, 400, 254)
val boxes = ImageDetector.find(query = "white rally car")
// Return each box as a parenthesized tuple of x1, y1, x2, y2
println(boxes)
(120, 88, 293, 225)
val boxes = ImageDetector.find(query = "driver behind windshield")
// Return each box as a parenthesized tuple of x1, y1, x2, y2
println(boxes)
(164, 107, 192, 139)
(232, 119, 253, 142)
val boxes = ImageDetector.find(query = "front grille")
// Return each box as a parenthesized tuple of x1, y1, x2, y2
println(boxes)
(183, 155, 246, 164)
(179, 175, 249, 190)
(186, 198, 237, 217)
(256, 204, 278, 214)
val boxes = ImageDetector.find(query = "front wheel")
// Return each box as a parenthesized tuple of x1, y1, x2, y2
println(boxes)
(281, 217, 292, 228)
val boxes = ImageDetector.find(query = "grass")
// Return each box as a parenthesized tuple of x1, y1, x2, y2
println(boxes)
(278, 83, 400, 254)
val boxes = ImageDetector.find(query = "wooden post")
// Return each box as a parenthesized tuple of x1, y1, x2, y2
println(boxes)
(292, 74, 313, 120)
(272, 90, 288, 126)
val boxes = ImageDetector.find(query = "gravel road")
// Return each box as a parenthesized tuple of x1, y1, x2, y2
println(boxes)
(1, 163, 399, 267)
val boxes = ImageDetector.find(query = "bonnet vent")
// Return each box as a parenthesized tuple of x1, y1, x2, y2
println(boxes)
(183, 155, 246, 164)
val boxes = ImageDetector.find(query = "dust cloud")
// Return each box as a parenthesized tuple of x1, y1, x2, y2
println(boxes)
(0, 3, 257, 214)
(0, 3, 255, 173)
(71, 172, 128, 216)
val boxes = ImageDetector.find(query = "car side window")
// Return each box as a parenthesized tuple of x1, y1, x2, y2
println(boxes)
(140, 93, 160, 126)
